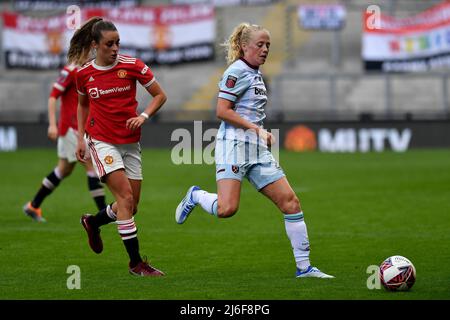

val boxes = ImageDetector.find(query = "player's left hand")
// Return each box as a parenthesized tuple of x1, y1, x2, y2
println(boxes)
(126, 115, 146, 131)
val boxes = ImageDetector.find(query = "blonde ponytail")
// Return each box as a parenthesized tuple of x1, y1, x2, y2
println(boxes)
(222, 23, 267, 65)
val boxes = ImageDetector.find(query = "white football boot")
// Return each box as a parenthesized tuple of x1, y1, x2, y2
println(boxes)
(296, 266, 335, 278)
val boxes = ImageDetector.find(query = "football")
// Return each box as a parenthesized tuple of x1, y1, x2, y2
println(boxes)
(379, 255, 416, 291)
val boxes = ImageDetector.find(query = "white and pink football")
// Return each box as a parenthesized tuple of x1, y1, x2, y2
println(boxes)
(379, 255, 416, 291)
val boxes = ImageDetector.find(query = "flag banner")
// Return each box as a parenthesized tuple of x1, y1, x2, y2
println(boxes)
(13, 0, 138, 11)
(84, 5, 215, 65)
(2, 11, 73, 69)
(363, 1, 450, 72)
(2, 4, 215, 69)
(170, 0, 279, 6)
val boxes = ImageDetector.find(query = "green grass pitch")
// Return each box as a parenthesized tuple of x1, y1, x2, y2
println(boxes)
(0, 149, 449, 300)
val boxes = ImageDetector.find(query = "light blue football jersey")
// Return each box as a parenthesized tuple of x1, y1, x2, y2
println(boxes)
(217, 58, 268, 144)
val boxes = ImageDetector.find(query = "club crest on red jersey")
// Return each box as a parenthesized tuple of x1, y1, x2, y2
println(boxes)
(117, 69, 127, 78)
(226, 75, 237, 88)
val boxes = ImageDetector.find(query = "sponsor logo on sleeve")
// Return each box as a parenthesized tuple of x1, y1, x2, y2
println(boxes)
(57, 70, 69, 84)
(141, 65, 149, 75)
(226, 75, 237, 88)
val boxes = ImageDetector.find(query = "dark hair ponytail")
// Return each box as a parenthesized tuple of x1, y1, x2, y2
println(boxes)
(67, 17, 117, 65)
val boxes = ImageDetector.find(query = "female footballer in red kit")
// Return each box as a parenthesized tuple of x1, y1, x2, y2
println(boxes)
(23, 63, 107, 222)
(69, 17, 167, 277)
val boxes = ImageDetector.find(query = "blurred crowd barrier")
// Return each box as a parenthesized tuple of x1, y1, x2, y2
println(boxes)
(0, 0, 449, 123)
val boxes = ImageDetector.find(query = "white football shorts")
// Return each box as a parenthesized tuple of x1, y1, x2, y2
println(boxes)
(86, 135, 142, 182)
(57, 127, 79, 163)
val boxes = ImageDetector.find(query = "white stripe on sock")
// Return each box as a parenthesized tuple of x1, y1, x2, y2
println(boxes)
(86, 170, 98, 178)
(90, 189, 105, 197)
(54, 167, 63, 179)
(106, 205, 117, 220)
(42, 177, 55, 190)
(117, 217, 137, 239)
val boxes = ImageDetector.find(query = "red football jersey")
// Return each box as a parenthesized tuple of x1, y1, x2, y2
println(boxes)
(76, 55, 155, 144)
(49, 65, 78, 136)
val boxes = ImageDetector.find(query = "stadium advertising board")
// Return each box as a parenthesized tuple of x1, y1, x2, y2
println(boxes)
(297, 3, 346, 30)
(2, 121, 449, 152)
(2, 4, 215, 69)
(284, 126, 412, 152)
(363, 1, 450, 72)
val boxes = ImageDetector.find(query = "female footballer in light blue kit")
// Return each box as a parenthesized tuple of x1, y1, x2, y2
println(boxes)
(175, 23, 333, 278)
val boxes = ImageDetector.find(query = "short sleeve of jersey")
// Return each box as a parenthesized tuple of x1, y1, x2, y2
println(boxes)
(52, 67, 74, 95)
(218, 68, 250, 102)
(134, 58, 155, 88)
(75, 70, 86, 96)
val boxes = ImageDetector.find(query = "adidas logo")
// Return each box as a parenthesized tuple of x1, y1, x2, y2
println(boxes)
(89, 76, 95, 82)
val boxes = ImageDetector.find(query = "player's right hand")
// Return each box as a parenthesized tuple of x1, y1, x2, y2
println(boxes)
(47, 124, 58, 141)
(258, 128, 276, 146)
(76, 140, 87, 163)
